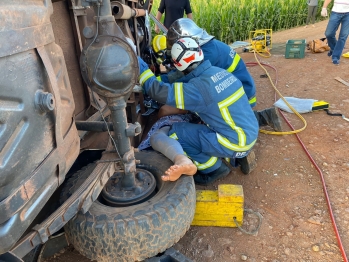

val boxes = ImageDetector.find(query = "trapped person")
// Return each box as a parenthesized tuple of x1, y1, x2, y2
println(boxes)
(154, 0, 192, 33)
(305, 0, 318, 27)
(138, 115, 198, 182)
(138, 38, 259, 185)
(321, 0, 349, 65)
(163, 18, 282, 131)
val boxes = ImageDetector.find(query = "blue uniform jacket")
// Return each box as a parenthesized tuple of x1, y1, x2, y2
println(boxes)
(201, 40, 256, 107)
(160, 39, 256, 107)
(139, 59, 259, 152)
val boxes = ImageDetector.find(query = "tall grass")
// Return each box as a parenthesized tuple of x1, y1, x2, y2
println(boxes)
(150, 0, 328, 44)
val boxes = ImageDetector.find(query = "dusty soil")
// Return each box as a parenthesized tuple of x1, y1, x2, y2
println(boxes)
(43, 20, 349, 262)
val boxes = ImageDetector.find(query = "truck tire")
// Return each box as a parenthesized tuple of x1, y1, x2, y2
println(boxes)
(60, 150, 196, 262)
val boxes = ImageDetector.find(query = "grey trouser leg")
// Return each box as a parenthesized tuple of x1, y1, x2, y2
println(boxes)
(150, 126, 184, 162)
(306, 6, 318, 24)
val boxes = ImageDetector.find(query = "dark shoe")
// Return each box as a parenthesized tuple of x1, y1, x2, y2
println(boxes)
(236, 150, 257, 175)
(254, 107, 282, 132)
(333, 59, 339, 65)
(194, 162, 230, 186)
(328, 50, 333, 57)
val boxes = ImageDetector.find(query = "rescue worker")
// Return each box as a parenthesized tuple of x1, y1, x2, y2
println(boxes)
(161, 18, 282, 132)
(138, 38, 259, 185)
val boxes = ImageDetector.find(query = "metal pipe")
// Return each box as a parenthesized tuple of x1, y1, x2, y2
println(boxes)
(93, 0, 112, 18)
(107, 97, 136, 188)
(111, 2, 146, 19)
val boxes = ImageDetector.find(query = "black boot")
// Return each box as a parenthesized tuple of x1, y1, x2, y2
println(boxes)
(236, 150, 257, 175)
(254, 107, 282, 132)
(194, 162, 230, 186)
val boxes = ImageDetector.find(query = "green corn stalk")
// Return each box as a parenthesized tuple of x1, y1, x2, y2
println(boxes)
(150, 0, 325, 44)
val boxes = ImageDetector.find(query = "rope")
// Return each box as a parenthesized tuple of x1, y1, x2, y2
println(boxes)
(246, 50, 348, 262)
(246, 52, 307, 135)
(233, 208, 263, 235)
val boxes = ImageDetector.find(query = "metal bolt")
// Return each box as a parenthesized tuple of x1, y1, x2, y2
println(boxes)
(35, 90, 55, 113)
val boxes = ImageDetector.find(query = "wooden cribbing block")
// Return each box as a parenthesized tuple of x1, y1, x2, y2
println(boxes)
(191, 184, 244, 227)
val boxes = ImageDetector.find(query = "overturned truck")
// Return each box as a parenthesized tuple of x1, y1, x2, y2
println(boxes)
(0, 0, 196, 261)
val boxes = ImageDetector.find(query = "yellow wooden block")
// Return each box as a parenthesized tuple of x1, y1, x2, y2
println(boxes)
(191, 184, 244, 227)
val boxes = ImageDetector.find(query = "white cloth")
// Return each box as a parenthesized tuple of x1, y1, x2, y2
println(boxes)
(125, 37, 137, 53)
(333, 0, 349, 13)
(274, 97, 317, 113)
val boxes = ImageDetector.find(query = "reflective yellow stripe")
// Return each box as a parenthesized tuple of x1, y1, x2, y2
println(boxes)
(218, 86, 246, 146)
(169, 133, 178, 140)
(174, 82, 185, 109)
(226, 54, 241, 73)
(249, 96, 257, 105)
(194, 157, 218, 171)
(140, 69, 154, 86)
(217, 134, 256, 151)
(156, 76, 162, 81)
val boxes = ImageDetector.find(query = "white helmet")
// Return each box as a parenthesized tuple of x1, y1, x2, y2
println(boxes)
(171, 38, 204, 71)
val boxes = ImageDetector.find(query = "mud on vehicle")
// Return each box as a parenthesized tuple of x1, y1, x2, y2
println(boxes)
(0, 0, 196, 261)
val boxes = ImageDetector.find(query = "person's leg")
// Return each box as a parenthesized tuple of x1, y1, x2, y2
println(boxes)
(158, 105, 188, 119)
(150, 126, 197, 181)
(325, 12, 341, 58)
(331, 12, 349, 63)
(306, 6, 312, 26)
(169, 123, 231, 185)
(311, 6, 318, 25)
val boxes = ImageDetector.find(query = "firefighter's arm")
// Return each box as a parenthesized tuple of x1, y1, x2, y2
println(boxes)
(158, 70, 185, 84)
(138, 56, 169, 104)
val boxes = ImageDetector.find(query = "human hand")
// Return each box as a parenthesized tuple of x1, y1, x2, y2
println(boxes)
(321, 8, 328, 17)
(137, 56, 149, 74)
(155, 25, 160, 34)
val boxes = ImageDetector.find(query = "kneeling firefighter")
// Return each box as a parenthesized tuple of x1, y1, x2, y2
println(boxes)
(138, 38, 259, 185)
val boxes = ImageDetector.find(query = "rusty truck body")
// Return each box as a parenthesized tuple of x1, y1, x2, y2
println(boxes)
(0, 1, 196, 261)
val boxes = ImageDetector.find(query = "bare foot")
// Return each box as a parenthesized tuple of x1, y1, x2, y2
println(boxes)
(161, 155, 197, 181)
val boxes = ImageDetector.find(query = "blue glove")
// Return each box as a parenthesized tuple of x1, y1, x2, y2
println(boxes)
(138, 56, 149, 74)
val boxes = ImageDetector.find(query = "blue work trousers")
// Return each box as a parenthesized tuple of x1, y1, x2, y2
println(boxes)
(325, 11, 349, 61)
(169, 122, 250, 174)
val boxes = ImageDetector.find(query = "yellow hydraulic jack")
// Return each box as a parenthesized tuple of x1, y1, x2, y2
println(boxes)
(191, 184, 244, 227)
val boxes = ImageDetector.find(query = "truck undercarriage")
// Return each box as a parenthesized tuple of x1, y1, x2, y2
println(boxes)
(0, 0, 196, 261)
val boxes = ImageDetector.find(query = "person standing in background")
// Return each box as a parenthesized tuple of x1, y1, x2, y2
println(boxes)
(305, 0, 318, 27)
(321, 0, 349, 65)
(154, 0, 193, 33)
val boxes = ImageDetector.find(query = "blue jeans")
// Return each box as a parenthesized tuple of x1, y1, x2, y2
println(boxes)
(325, 11, 349, 61)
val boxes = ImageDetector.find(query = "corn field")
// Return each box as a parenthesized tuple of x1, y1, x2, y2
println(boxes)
(150, 0, 329, 44)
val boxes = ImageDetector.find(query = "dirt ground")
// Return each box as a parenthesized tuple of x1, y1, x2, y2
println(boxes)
(43, 20, 349, 262)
